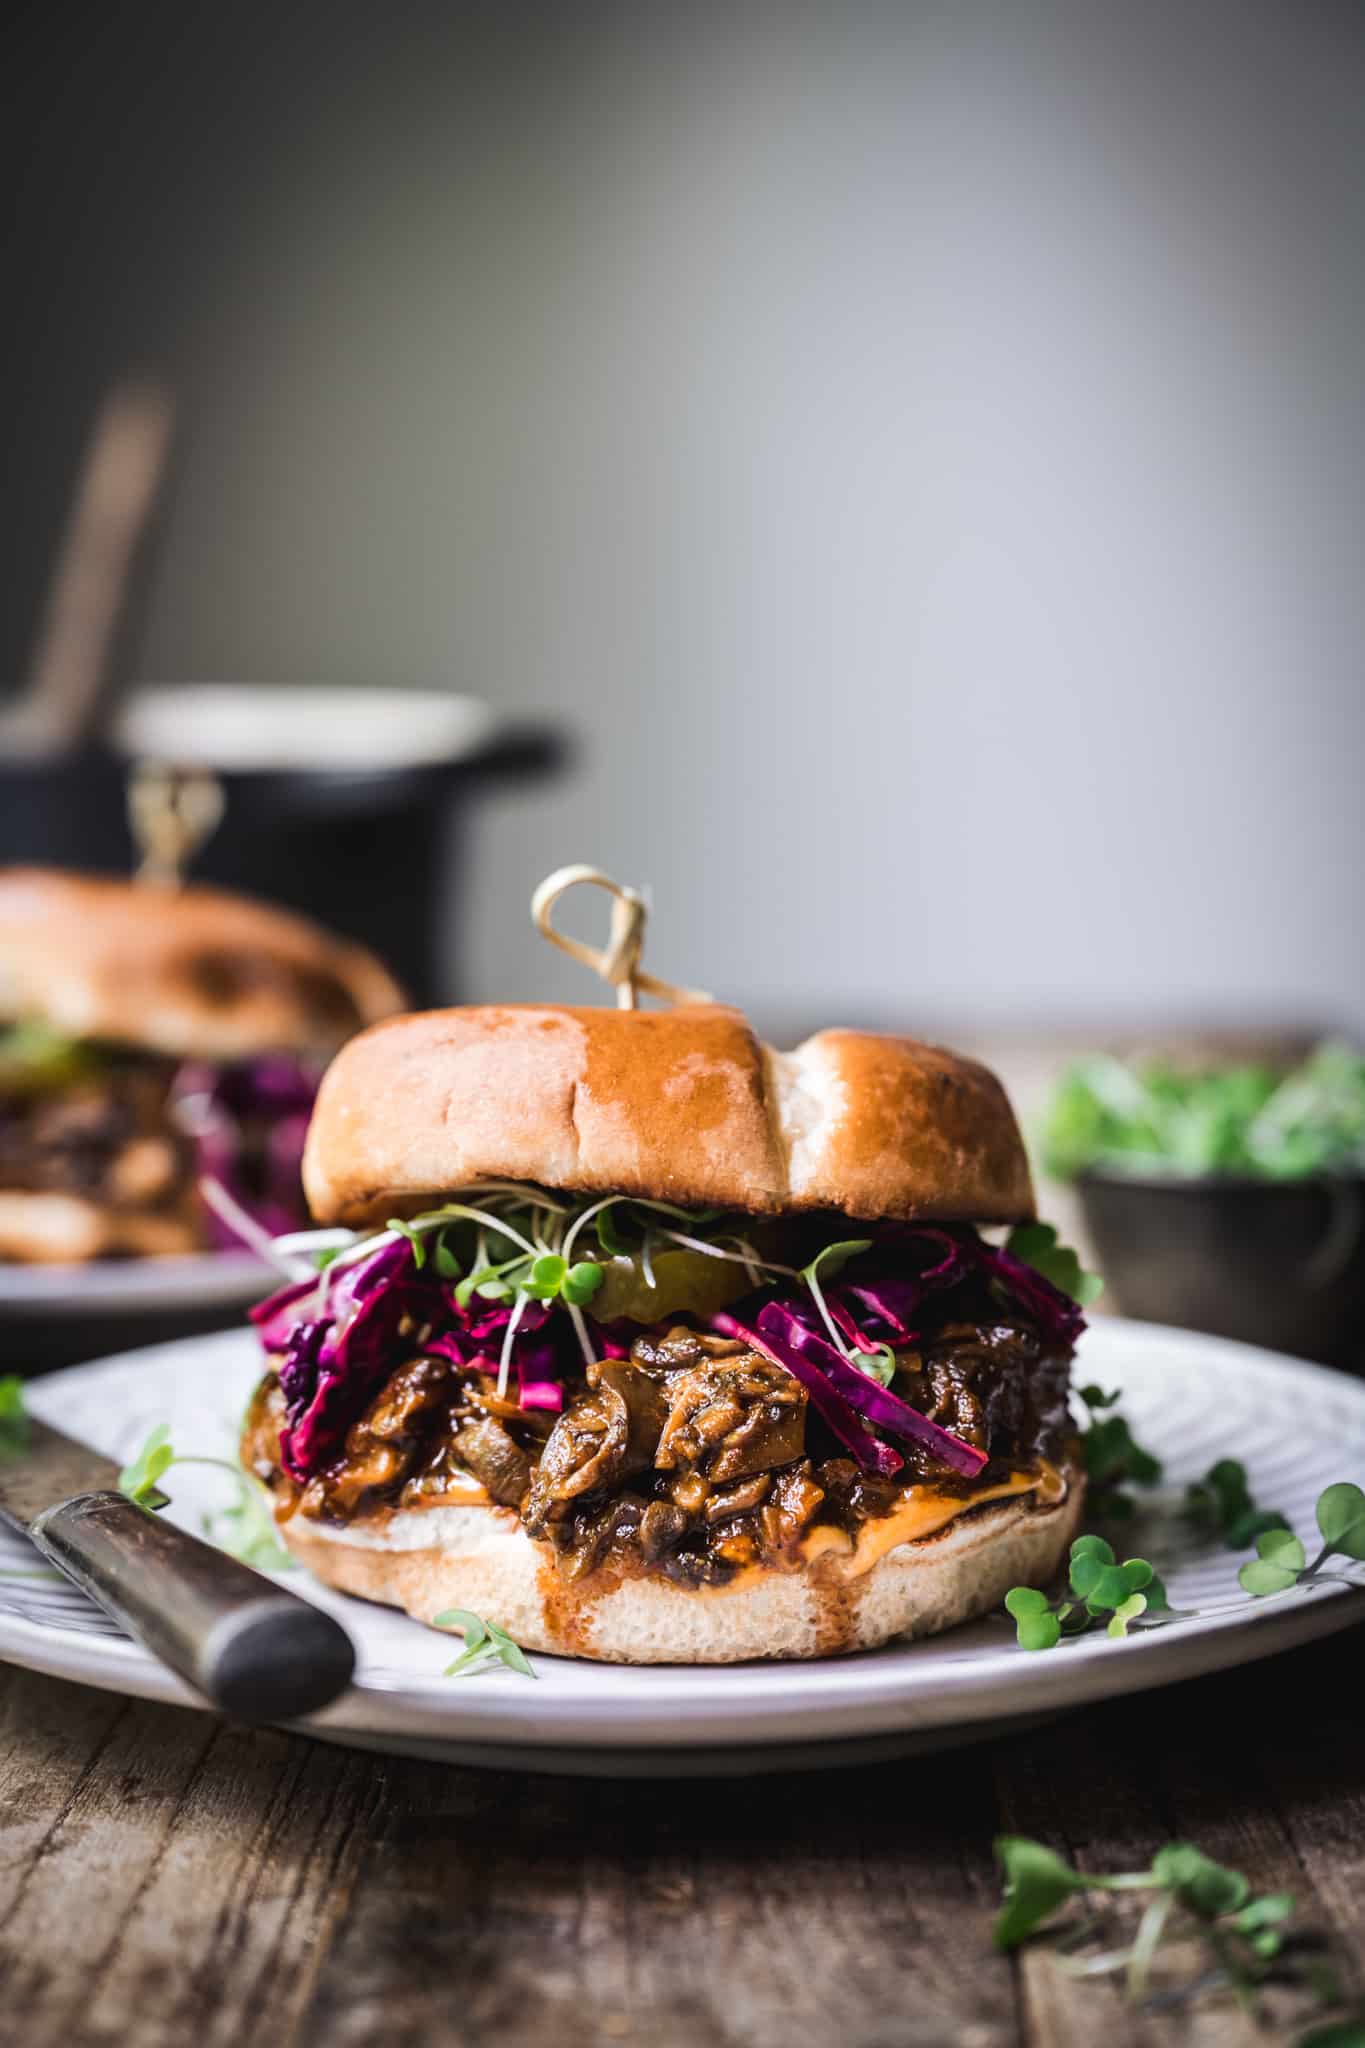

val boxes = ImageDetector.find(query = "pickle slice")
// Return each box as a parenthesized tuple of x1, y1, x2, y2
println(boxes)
(592, 1248, 752, 1324)
(0, 1022, 101, 1099)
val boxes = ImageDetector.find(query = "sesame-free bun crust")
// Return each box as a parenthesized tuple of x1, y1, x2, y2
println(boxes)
(0, 868, 403, 1060)
(303, 1004, 1035, 1227)
(277, 1467, 1083, 1663)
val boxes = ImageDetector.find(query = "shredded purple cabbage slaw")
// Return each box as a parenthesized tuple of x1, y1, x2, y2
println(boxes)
(173, 1055, 318, 1243)
(249, 1220, 1085, 1488)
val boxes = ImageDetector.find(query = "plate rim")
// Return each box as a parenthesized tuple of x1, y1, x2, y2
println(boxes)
(0, 1250, 273, 1316)
(5, 1318, 1364, 1751)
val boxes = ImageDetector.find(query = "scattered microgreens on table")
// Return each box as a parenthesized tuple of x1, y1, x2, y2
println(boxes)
(118, 1424, 294, 1572)
(992, 1835, 1362, 2040)
(433, 1608, 536, 1680)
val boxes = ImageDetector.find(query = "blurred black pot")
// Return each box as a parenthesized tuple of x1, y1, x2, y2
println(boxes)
(1076, 1170, 1365, 1369)
(0, 686, 567, 1005)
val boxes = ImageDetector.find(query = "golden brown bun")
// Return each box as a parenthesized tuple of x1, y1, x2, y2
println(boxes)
(0, 1191, 200, 1263)
(0, 868, 403, 1060)
(302, 1004, 1035, 1226)
(277, 1466, 1083, 1664)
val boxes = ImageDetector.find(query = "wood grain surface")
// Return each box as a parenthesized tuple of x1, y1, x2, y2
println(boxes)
(0, 1626, 1359, 2048)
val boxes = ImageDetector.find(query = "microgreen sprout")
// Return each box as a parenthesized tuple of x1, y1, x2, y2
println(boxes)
(432, 1237, 462, 1280)
(854, 1343, 898, 1388)
(563, 1261, 606, 1307)
(1077, 1385, 1163, 1520)
(1238, 1483, 1365, 1597)
(386, 1219, 428, 1269)
(1005, 1534, 1170, 1650)
(117, 1423, 294, 1570)
(1004, 1222, 1103, 1306)
(519, 1253, 604, 1307)
(0, 1376, 28, 1458)
(118, 1424, 175, 1510)
(993, 1834, 1359, 2036)
(799, 1239, 874, 1359)
(1186, 1456, 1290, 1549)
(270, 1187, 798, 1347)
(433, 1607, 536, 1679)
(1007, 1480, 1365, 1652)
(496, 1294, 531, 1398)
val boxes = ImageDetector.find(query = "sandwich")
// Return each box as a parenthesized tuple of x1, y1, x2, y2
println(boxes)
(243, 998, 1089, 1663)
(0, 867, 402, 1264)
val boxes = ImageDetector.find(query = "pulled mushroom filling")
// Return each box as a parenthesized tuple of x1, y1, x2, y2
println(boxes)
(245, 1254, 1077, 1589)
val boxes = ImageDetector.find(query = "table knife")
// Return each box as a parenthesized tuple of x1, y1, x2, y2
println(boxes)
(0, 1416, 355, 1722)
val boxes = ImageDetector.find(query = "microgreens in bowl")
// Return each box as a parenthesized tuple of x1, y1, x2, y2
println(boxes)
(1041, 1041, 1365, 1182)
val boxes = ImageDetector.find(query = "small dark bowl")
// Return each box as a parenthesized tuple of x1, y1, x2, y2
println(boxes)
(1076, 1170, 1365, 1369)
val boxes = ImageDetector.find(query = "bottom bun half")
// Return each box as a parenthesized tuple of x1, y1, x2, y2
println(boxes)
(279, 1462, 1085, 1664)
(0, 1191, 200, 1264)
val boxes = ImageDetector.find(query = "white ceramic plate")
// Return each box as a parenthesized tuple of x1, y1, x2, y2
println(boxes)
(0, 1250, 273, 1319)
(2, 1321, 1362, 1774)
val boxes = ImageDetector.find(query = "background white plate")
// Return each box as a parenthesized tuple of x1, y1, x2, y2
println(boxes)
(0, 1250, 272, 1319)
(2, 1320, 1362, 1773)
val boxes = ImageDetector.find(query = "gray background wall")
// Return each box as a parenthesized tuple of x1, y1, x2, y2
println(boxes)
(132, 2, 1364, 1033)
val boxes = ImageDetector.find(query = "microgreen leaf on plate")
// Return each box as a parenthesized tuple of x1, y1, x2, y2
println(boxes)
(1077, 1386, 1163, 1520)
(118, 1424, 175, 1510)
(1186, 1456, 1290, 1549)
(117, 1423, 293, 1567)
(434, 1607, 536, 1679)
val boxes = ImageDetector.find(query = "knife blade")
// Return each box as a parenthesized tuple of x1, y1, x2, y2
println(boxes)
(0, 1414, 354, 1722)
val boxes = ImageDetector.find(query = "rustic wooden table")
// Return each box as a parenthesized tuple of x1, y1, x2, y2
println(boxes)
(0, 1623, 1359, 2047)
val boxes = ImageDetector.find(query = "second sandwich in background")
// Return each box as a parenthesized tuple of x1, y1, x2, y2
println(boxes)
(0, 868, 403, 1264)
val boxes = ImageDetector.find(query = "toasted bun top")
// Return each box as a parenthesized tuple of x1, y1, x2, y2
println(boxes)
(0, 868, 403, 1060)
(302, 1003, 1035, 1226)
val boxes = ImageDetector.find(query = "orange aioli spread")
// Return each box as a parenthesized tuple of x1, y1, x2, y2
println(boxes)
(802, 1463, 1062, 1578)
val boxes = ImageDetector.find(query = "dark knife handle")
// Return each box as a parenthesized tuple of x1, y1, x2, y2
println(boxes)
(30, 1491, 355, 1722)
